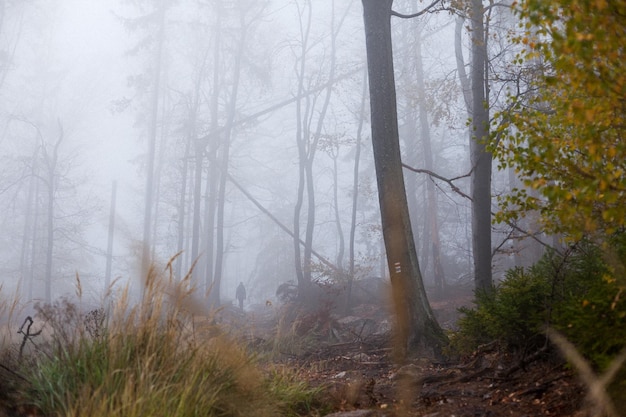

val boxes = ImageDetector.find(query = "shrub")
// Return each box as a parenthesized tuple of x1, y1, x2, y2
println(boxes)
(453, 238, 626, 370)
(15, 271, 325, 417)
(452, 265, 551, 354)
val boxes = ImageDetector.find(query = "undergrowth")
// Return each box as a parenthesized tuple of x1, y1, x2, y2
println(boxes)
(451, 236, 626, 410)
(0, 266, 327, 417)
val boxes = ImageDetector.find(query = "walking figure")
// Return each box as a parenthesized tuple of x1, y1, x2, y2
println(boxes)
(236, 282, 246, 310)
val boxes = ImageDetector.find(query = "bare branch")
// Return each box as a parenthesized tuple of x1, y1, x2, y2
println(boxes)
(391, 0, 441, 19)
(402, 162, 556, 252)
(402, 163, 472, 200)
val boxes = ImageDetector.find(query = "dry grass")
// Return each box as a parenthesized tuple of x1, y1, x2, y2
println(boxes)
(0, 262, 325, 417)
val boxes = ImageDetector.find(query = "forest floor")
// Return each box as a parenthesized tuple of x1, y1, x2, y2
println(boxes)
(0, 283, 589, 417)
(236, 283, 588, 417)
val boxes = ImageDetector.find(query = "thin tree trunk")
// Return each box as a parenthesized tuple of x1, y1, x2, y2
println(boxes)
(347, 69, 368, 310)
(43, 123, 63, 303)
(28, 176, 40, 302)
(141, 2, 166, 280)
(105, 181, 117, 292)
(331, 147, 345, 270)
(190, 113, 203, 281)
(211, 7, 247, 307)
(175, 131, 191, 280)
(415, 24, 446, 297)
(293, 1, 312, 294)
(20, 149, 38, 301)
(205, 4, 222, 300)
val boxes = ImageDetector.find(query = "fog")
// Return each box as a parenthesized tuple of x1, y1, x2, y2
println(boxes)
(0, 0, 530, 310)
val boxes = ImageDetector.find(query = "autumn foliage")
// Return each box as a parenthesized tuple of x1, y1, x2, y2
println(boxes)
(494, 0, 626, 238)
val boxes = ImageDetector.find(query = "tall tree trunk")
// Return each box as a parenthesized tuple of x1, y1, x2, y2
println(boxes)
(190, 107, 203, 283)
(141, 1, 166, 280)
(347, 69, 368, 310)
(211, 7, 246, 307)
(28, 177, 40, 303)
(331, 146, 345, 271)
(415, 24, 446, 298)
(361, 0, 445, 357)
(403, 113, 423, 269)
(293, 1, 312, 294)
(20, 148, 38, 301)
(105, 181, 117, 292)
(43, 123, 63, 303)
(204, 3, 222, 300)
(469, 0, 493, 292)
(151, 100, 170, 261)
(175, 128, 191, 280)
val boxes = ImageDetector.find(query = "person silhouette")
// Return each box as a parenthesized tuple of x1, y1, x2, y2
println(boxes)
(235, 282, 246, 310)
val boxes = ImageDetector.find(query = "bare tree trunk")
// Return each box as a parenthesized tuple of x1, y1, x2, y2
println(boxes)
(175, 129, 191, 280)
(204, 3, 222, 300)
(415, 25, 446, 298)
(211, 6, 248, 307)
(469, 0, 493, 292)
(362, 0, 446, 357)
(332, 153, 345, 272)
(403, 114, 423, 269)
(42, 123, 63, 303)
(293, 1, 312, 294)
(151, 101, 170, 261)
(29, 177, 40, 303)
(141, 1, 166, 280)
(20, 147, 39, 301)
(105, 181, 117, 293)
(347, 69, 368, 310)
(190, 112, 203, 283)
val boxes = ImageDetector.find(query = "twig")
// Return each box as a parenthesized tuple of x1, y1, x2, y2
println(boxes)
(547, 327, 625, 417)
(18, 316, 42, 362)
(0, 363, 28, 382)
(499, 345, 550, 378)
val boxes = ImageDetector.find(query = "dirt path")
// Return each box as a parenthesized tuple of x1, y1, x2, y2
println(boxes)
(295, 340, 585, 416)
(238, 299, 587, 417)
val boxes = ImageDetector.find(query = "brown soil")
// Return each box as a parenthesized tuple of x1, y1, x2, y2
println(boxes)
(285, 335, 586, 416)
(240, 292, 589, 417)
(0, 291, 591, 417)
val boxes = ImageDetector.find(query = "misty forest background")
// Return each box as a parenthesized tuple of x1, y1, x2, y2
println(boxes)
(0, 0, 563, 309)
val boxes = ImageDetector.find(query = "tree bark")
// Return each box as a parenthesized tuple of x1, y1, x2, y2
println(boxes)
(361, 0, 445, 357)
(43, 122, 63, 303)
(105, 181, 117, 292)
(292, 1, 311, 294)
(469, 0, 493, 292)
(141, 1, 166, 281)
(415, 24, 446, 298)
(347, 69, 368, 310)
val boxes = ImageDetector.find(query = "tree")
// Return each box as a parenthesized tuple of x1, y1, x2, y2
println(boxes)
(414, 22, 446, 297)
(361, 0, 446, 356)
(493, 0, 626, 240)
(291, 0, 351, 297)
(468, 0, 492, 292)
(393, 0, 447, 297)
(347, 69, 368, 310)
(453, 0, 493, 292)
(140, 0, 167, 282)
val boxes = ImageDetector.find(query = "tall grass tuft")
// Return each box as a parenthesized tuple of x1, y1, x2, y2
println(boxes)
(17, 263, 323, 417)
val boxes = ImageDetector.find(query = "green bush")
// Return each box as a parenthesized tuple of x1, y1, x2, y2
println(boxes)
(453, 238, 626, 372)
(452, 265, 551, 354)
